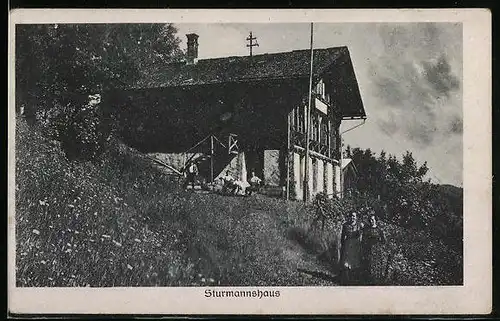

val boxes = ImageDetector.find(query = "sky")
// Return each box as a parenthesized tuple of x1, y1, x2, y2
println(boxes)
(174, 23, 463, 187)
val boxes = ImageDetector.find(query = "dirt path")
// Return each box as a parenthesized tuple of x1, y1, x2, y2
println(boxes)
(243, 210, 338, 285)
(187, 193, 339, 286)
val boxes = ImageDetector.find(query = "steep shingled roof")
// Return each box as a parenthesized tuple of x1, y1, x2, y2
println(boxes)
(128, 46, 366, 119)
(131, 46, 347, 89)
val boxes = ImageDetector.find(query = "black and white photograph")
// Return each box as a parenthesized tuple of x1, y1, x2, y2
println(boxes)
(8, 9, 491, 315)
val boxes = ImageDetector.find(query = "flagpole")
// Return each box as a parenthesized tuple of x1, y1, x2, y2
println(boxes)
(304, 22, 314, 203)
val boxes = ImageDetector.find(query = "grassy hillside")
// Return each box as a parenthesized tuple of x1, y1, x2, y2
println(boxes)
(14, 117, 333, 287)
(437, 184, 463, 198)
(435, 184, 463, 219)
(16, 117, 193, 286)
(15, 117, 462, 287)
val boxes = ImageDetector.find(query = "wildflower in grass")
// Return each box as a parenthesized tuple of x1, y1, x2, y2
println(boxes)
(32, 229, 40, 235)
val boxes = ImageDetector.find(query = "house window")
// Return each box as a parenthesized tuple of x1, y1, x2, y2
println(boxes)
(312, 115, 319, 142)
(321, 120, 328, 146)
(316, 80, 325, 98)
(331, 121, 340, 159)
(295, 105, 305, 133)
(293, 108, 297, 130)
(317, 115, 322, 143)
(315, 79, 328, 101)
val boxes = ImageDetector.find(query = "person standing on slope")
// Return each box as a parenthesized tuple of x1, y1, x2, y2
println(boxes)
(339, 211, 364, 285)
(184, 161, 198, 190)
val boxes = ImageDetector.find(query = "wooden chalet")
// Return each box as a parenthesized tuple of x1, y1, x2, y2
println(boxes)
(104, 33, 366, 200)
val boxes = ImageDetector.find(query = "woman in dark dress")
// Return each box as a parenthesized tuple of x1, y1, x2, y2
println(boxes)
(339, 211, 364, 285)
(361, 212, 387, 285)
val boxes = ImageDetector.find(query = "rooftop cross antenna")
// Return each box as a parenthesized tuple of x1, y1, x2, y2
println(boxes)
(246, 31, 259, 57)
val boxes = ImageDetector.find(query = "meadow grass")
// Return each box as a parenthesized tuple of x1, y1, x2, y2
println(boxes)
(15, 117, 331, 286)
(15, 117, 462, 287)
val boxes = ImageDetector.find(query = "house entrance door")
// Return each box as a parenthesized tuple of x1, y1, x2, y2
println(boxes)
(245, 147, 264, 181)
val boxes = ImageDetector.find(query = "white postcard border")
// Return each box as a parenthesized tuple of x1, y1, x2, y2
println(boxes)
(7, 8, 492, 315)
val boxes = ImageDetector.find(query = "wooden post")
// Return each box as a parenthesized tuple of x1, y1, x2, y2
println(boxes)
(327, 118, 332, 159)
(318, 115, 322, 148)
(304, 22, 314, 203)
(339, 123, 343, 198)
(210, 135, 214, 183)
(286, 110, 291, 201)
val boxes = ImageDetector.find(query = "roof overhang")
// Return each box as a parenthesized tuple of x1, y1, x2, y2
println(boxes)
(342, 116, 367, 120)
(320, 48, 366, 120)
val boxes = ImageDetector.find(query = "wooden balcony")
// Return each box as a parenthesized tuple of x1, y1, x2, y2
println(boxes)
(290, 129, 338, 160)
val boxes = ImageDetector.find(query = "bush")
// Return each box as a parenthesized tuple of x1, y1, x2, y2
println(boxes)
(295, 190, 463, 285)
(30, 93, 111, 162)
(58, 95, 110, 162)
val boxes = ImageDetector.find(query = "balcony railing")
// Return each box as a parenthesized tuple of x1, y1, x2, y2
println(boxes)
(291, 129, 339, 159)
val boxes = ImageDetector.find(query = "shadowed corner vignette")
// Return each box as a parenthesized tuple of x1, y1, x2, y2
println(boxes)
(14, 22, 463, 288)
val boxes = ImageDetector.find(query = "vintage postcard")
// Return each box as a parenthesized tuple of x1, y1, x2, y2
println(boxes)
(8, 8, 491, 315)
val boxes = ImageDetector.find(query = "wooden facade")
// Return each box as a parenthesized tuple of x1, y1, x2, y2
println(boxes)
(106, 42, 366, 201)
(285, 77, 343, 200)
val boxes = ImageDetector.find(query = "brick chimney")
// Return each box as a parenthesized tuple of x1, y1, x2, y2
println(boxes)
(186, 33, 199, 65)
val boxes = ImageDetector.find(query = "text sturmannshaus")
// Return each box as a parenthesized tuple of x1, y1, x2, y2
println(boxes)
(204, 289, 281, 299)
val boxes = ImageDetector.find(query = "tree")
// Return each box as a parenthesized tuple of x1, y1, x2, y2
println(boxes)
(348, 147, 453, 232)
(15, 23, 184, 160)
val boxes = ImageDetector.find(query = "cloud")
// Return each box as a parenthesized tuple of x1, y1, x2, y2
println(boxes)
(368, 23, 462, 148)
(422, 55, 460, 98)
(448, 114, 463, 134)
